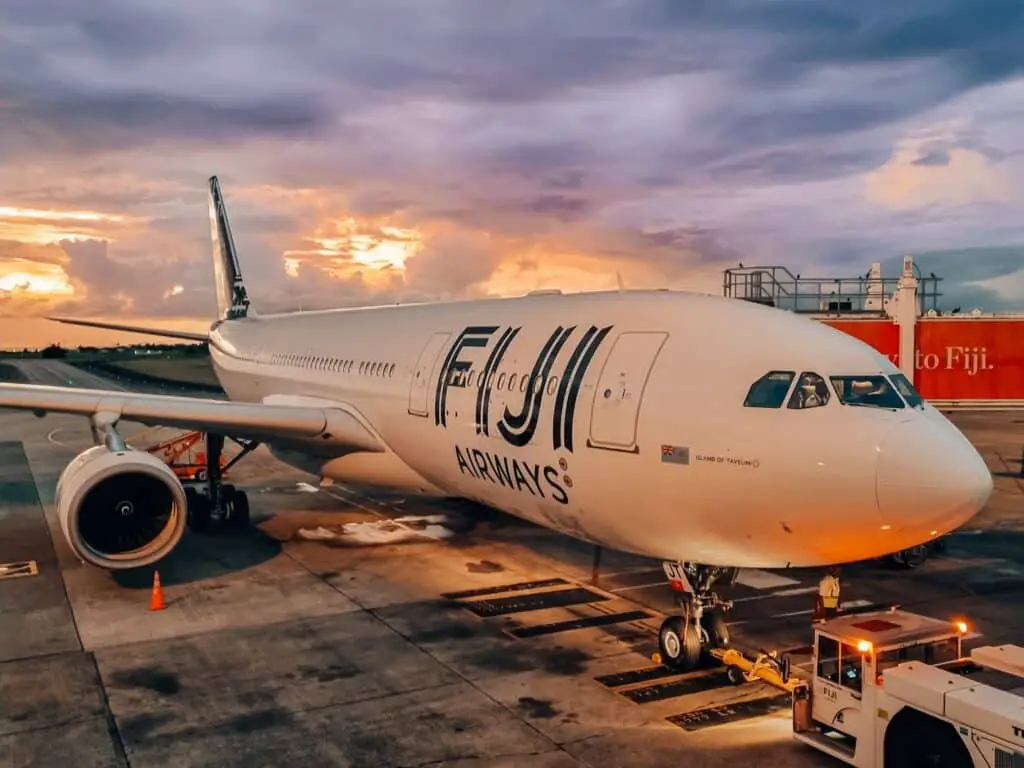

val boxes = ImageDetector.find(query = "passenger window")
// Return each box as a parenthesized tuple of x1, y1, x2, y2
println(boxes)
(744, 371, 795, 408)
(788, 372, 830, 409)
(466, 370, 475, 387)
(520, 375, 529, 393)
(817, 635, 839, 683)
(497, 373, 506, 389)
(839, 643, 863, 693)
(508, 373, 517, 391)
(830, 375, 905, 409)
(546, 376, 558, 395)
(889, 373, 924, 408)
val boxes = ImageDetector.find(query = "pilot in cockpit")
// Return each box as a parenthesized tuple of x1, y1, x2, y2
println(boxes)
(790, 372, 830, 409)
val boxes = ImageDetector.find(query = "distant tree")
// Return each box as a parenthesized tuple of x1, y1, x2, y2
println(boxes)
(40, 344, 66, 359)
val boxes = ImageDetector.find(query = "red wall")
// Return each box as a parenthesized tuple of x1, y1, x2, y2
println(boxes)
(818, 317, 1024, 400)
(915, 319, 1024, 400)
(819, 319, 899, 364)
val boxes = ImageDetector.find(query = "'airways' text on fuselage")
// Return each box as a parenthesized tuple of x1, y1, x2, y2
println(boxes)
(455, 445, 569, 505)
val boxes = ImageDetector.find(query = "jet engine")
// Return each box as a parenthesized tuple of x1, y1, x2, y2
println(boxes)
(55, 445, 189, 570)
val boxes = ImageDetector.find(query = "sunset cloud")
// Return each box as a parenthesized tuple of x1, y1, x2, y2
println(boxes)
(3, 0, 1024, 346)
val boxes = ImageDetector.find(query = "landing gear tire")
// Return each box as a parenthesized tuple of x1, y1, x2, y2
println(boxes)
(888, 545, 929, 569)
(701, 608, 730, 649)
(186, 488, 212, 534)
(658, 616, 703, 672)
(225, 488, 250, 529)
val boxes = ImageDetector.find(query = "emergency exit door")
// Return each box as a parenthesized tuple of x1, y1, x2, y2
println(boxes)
(587, 331, 668, 452)
(408, 332, 451, 417)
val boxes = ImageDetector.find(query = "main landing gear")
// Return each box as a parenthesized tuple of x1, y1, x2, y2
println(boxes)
(657, 561, 738, 672)
(183, 433, 259, 534)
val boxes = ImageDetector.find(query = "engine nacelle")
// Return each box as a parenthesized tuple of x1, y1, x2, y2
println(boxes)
(55, 445, 189, 570)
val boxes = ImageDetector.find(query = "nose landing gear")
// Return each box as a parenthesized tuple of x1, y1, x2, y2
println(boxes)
(657, 562, 738, 672)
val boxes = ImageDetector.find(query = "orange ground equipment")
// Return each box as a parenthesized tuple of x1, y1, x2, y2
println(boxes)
(145, 430, 228, 482)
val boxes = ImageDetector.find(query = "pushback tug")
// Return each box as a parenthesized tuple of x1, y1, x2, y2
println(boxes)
(697, 608, 1024, 767)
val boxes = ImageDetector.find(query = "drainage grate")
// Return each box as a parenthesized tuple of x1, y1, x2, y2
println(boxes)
(510, 609, 652, 639)
(460, 586, 608, 617)
(667, 693, 791, 731)
(595, 665, 681, 689)
(442, 578, 569, 600)
(618, 670, 736, 704)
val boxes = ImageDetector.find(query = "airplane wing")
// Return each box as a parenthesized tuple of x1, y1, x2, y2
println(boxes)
(47, 316, 209, 342)
(0, 383, 384, 452)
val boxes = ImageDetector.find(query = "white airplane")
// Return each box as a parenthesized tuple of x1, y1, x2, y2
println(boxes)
(0, 177, 992, 671)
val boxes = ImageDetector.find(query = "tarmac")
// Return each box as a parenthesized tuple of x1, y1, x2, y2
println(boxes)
(1, 360, 1023, 767)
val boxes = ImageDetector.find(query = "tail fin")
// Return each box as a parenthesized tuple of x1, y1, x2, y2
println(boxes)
(207, 176, 253, 320)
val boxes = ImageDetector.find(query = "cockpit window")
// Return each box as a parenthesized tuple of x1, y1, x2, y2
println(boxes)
(788, 372, 830, 409)
(830, 375, 905, 409)
(889, 373, 924, 409)
(744, 371, 795, 408)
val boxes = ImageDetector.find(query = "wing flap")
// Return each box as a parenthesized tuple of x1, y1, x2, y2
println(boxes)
(0, 383, 383, 452)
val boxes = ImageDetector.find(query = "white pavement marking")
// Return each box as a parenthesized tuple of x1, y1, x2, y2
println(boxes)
(732, 585, 819, 603)
(611, 581, 667, 593)
(736, 569, 801, 589)
(46, 428, 71, 449)
(770, 599, 874, 619)
(319, 486, 453, 543)
(727, 599, 877, 627)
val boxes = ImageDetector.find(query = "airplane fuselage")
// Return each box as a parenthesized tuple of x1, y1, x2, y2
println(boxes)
(206, 288, 992, 569)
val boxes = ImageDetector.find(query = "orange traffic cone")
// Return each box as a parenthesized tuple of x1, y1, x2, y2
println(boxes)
(149, 570, 166, 611)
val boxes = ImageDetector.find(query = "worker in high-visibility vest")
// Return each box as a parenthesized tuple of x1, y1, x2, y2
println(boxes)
(815, 566, 841, 622)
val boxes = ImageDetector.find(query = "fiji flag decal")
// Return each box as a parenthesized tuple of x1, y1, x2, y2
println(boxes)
(661, 445, 689, 465)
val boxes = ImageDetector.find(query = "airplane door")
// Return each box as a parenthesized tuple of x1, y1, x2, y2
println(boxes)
(587, 331, 667, 452)
(812, 635, 866, 740)
(408, 332, 451, 417)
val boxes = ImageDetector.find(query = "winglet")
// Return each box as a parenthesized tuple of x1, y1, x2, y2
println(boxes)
(208, 176, 253, 320)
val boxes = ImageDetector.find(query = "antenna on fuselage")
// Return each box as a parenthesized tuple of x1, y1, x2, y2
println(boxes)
(615, 271, 626, 291)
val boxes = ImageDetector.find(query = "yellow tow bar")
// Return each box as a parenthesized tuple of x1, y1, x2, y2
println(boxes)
(652, 648, 800, 694)
(711, 648, 800, 693)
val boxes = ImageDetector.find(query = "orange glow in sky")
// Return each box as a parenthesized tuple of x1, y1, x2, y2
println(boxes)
(284, 217, 423, 285)
(0, 261, 74, 296)
(0, 205, 139, 245)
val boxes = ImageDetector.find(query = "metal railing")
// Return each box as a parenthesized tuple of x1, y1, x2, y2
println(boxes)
(722, 264, 943, 315)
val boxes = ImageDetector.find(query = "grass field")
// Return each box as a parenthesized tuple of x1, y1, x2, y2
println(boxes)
(113, 358, 222, 387)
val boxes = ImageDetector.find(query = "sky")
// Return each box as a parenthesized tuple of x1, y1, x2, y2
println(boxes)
(3, 0, 1024, 349)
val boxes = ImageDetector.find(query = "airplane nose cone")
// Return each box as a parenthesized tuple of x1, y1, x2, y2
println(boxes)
(876, 419, 993, 542)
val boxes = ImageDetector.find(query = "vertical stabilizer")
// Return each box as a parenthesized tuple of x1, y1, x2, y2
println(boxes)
(208, 176, 252, 320)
